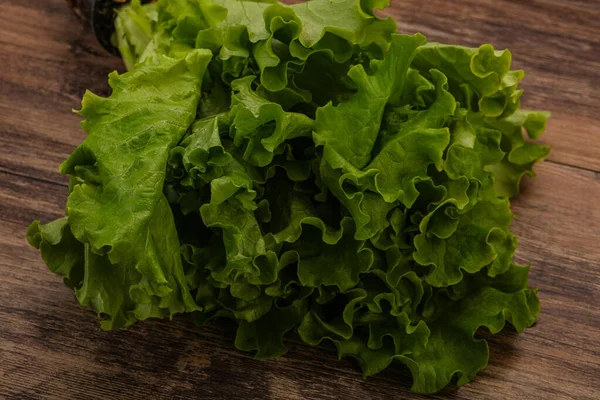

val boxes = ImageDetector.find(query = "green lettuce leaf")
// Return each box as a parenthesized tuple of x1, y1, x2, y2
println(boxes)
(28, 0, 549, 394)
(30, 51, 212, 328)
(400, 281, 539, 393)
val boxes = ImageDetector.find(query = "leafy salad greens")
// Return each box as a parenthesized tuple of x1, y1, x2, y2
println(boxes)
(27, 0, 550, 393)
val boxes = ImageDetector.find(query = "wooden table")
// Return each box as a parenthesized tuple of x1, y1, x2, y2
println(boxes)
(1, 0, 599, 398)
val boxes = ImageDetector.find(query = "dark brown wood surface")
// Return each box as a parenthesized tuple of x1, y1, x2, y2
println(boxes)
(1, 0, 599, 399)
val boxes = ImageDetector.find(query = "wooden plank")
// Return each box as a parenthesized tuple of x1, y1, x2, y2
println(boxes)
(1, 0, 599, 399)
(0, 0, 122, 185)
(1, 161, 598, 399)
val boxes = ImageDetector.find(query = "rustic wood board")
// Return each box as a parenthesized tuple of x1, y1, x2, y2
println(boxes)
(0, 0, 599, 399)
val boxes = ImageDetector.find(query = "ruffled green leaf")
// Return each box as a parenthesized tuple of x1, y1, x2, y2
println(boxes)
(485, 110, 551, 197)
(399, 283, 539, 393)
(56, 51, 211, 327)
(27, 218, 84, 288)
(114, 0, 157, 70)
(29, 0, 549, 394)
(314, 33, 427, 169)
(229, 76, 314, 166)
(289, 218, 376, 292)
(412, 43, 521, 117)
(235, 287, 312, 359)
(414, 196, 517, 287)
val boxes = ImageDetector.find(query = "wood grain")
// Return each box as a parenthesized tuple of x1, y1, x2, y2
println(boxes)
(1, 0, 599, 399)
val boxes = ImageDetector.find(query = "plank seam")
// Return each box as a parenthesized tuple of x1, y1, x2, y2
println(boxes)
(546, 159, 599, 174)
(0, 167, 68, 188)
